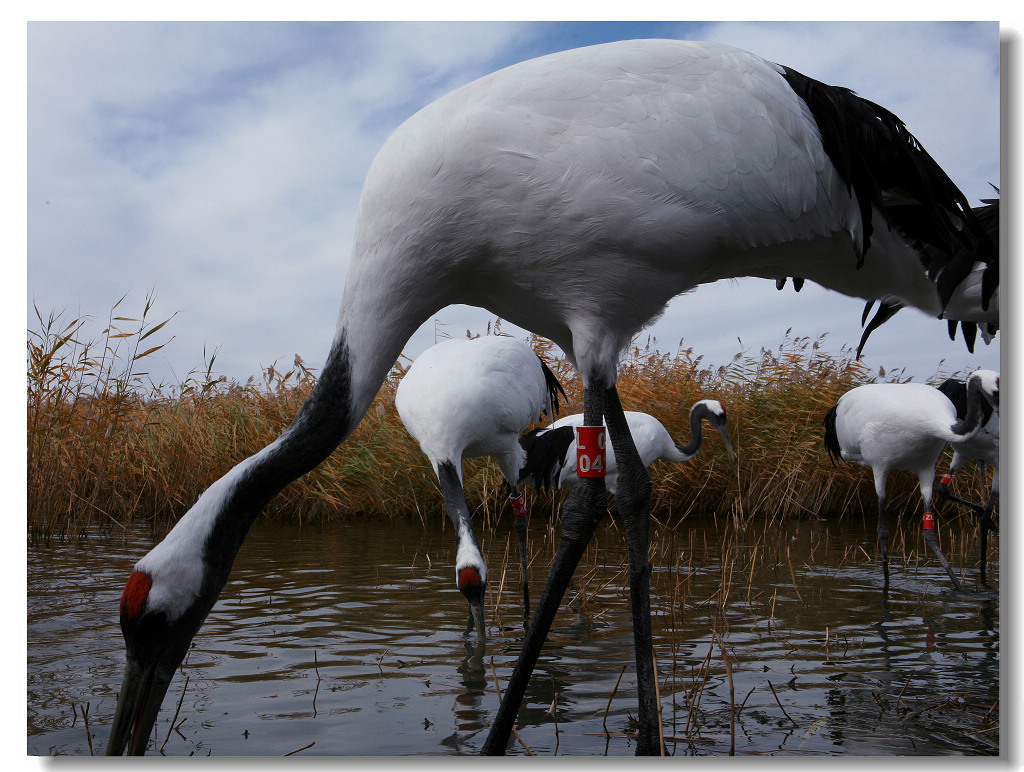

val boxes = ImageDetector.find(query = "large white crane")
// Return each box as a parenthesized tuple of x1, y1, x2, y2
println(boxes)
(106, 39, 996, 756)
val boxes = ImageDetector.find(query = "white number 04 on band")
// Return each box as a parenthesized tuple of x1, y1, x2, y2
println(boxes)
(575, 425, 606, 477)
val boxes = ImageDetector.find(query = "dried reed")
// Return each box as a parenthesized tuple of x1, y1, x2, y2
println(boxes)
(28, 299, 993, 541)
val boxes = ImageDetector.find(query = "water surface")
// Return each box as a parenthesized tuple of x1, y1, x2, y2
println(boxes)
(27, 514, 999, 756)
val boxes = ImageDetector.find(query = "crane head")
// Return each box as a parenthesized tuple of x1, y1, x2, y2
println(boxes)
(693, 400, 737, 462)
(107, 569, 206, 755)
(970, 369, 999, 413)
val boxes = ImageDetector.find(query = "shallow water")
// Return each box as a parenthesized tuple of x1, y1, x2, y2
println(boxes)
(27, 513, 999, 756)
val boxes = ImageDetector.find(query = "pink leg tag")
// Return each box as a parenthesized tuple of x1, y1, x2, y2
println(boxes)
(923, 511, 936, 530)
(575, 425, 606, 478)
(940, 473, 953, 486)
(509, 492, 528, 517)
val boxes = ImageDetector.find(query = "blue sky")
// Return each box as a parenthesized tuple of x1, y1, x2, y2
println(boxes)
(26, 20, 1005, 390)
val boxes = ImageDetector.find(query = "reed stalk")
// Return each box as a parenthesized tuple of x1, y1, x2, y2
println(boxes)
(28, 300, 993, 541)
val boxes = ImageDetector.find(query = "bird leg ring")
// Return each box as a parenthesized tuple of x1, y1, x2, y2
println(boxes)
(509, 492, 528, 517)
(575, 425, 606, 477)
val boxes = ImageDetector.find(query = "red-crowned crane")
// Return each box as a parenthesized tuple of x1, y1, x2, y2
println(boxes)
(823, 370, 999, 592)
(515, 401, 735, 613)
(107, 39, 996, 756)
(935, 374, 1000, 584)
(519, 401, 736, 494)
(394, 335, 565, 635)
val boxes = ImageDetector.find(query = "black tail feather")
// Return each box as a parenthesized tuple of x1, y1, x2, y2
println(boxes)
(822, 403, 843, 468)
(537, 355, 568, 419)
(856, 299, 902, 359)
(517, 426, 574, 492)
(854, 199, 998, 357)
(778, 66, 996, 306)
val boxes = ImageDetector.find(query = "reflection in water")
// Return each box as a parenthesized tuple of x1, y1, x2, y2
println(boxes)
(441, 645, 487, 753)
(27, 516, 998, 756)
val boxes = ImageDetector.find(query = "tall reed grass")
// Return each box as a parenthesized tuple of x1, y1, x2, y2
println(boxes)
(27, 298, 990, 541)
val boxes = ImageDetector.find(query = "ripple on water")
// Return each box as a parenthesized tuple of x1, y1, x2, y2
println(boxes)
(28, 517, 998, 756)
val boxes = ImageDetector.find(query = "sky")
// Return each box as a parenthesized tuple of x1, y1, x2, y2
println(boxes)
(25, 19, 1006, 393)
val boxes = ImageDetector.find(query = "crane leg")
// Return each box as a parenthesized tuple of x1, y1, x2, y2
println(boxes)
(938, 471, 999, 586)
(481, 380, 608, 755)
(876, 497, 890, 591)
(937, 485, 988, 516)
(602, 387, 662, 756)
(979, 488, 998, 586)
(920, 477, 963, 592)
(922, 523, 962, 591)
(511, 501, 531, 623)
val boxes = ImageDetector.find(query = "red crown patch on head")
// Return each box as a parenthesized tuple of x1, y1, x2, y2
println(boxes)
(120, 571, 152, 620)
(457, 567, 482, 593)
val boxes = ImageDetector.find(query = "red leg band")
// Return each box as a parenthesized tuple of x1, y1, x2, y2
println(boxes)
(575, 425, 606, 477)
(509, 492, 528, 517)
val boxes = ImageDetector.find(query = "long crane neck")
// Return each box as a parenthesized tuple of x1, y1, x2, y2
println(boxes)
(948, 376, 992, 443)
(674, 408, 705, 461)
(202, 335, 356, 569)
(195, 246, 437, 573)
(142, 297, 428, 622)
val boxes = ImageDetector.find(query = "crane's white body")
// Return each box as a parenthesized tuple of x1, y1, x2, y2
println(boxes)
(395, 335, 554, 591)
(834, 383, 962, 501)
(396, 336, 552, 487)
(945, 265, 999, 327)
(340, 39, 947, 401)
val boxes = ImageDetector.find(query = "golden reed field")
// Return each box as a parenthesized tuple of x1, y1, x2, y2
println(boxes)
(27, 294, 990, 542)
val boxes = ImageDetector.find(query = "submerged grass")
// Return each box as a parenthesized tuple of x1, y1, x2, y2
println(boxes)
(27, 297, 993, 541)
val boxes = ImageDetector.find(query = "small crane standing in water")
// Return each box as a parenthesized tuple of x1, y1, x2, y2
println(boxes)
(107, 39, 995, 756)
(823, 370, 999, 591)
(395, 334, 565, 635)
(518, 401, 736, 493)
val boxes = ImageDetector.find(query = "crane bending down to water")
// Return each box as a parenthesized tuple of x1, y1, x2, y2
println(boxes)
(935, 375, 1000, 584)
(519, 401, 736, 494)
(823, 370, 999, 592)
(108, 39, 996, 756)
(395, 335, 565, 634)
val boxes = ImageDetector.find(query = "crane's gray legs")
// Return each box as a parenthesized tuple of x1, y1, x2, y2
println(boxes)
(876, 495, 890, 591)
(922, 518, 962, 591)
(920, 475, 963, 592)
(510, 490, 532, 623)
(979, 489, 997, 585)
(481, 378, 660, 756)
(481, 382, 607, 755)
(602, 387, 661, 755)
(881, 495, 965, 593)
(938, 471, 999, 586)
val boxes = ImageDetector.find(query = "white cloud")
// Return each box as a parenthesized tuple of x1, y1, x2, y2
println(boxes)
(27, 21, 1002, 388)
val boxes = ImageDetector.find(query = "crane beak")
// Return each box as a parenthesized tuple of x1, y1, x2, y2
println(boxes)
(717, 425, 737, 463)
(468, 597, 487, 644)
(106, 655, 172, 755)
